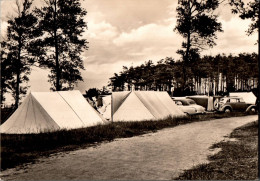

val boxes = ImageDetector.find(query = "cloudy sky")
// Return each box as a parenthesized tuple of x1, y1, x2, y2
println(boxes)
(0, 0, 258, 98)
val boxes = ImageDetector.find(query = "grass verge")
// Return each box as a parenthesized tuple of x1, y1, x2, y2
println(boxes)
(0, 112, 253, 171)
(174, 119, 258, 180)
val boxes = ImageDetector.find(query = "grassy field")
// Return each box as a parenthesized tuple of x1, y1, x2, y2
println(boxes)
(175, 119, 258, 180)
(0, 112, 253, 171)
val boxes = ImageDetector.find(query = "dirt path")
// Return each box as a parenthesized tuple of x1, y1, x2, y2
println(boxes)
(1, 115, 257, 180)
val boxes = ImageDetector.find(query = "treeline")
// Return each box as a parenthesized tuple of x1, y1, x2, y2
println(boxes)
(108, 53, 258, 96)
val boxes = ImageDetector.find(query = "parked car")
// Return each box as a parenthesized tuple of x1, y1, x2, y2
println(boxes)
(187, 95, 223, 111)
(172, 98, 206, 115)
(216, 96, 257, 113)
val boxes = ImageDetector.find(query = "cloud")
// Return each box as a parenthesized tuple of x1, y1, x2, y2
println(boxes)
(215, 3, 237, 22)
(83, 0, 174, 32)
(113, 22, 183, 60)
(207, 17, 258, 56)
(82, 18, 184, 69)
(77, 61, 131, 90)
(0, 20, 8, 39)
(28, 67, 51, 92)
(86, 20, 118, 39)
(114, 23, 179, 45)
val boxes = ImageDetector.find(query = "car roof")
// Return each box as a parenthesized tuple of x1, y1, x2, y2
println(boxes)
(173, 99, 185, 101)
(173, 98, 194, 101)
(224, 96, 243, 99)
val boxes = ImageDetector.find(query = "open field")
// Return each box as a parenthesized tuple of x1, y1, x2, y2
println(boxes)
(1, 112, 253, 171)
(175, 119, 258, 180)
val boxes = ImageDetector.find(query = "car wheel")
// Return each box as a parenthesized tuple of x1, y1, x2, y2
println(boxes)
(224, 107, 231, 113)
(249, 107, 256, 113)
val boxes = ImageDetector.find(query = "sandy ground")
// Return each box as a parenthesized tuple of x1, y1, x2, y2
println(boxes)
(1, 115, 257, 180)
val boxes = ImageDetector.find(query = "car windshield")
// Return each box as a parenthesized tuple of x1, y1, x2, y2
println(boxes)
(239, 98, 245, 103)
(175, 101, 183, 105)
(230, 98, 238, 103)
(175, 100, 189, 105)
(175, 99, 194, 105)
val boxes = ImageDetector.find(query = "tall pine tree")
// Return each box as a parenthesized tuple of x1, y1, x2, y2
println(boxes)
(34, 0, 88, 91)
(174, 0, 222, 94)
(5, 0, 38, 108)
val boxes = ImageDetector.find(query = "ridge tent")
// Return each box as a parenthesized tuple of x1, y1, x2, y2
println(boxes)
(112, 91, 185, 122)
(0, 90, 105, 134)
(230, 92, 256, 104)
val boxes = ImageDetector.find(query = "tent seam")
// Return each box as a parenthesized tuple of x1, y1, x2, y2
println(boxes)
(154, 92, 175, 115)
(134, 92, 157, 119)
(23, 94, 30, 128)
(57, 91, 85, 126)
(31, 94, 60, 129)
(5, 95, 30, 133)
(32, 93, 37, 131)
(113, 91, 131, 115)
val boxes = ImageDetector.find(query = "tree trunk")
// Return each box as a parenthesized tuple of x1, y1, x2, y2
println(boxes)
(182, 0, 192, 95)
(1, 88, 3, 106)
(15, 38, 22, 108)
(220, 73, 223, 92)
(15, 68, 20, 108)
(182, 31, 191, 94)
(54, 0, 60, 91)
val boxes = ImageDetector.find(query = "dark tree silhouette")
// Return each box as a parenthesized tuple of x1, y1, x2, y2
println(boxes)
(1, 41, 14, 106)
(174, 0, 223, 94)
(230, 0, 259, 35)
(34, 0, 88, 91)
(109, 73, 126, 91)
(85, 88, 99, 99)
(4, 0, 37, 108)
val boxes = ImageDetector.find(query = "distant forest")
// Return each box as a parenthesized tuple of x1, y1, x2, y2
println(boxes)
(108, 53, 258, 96)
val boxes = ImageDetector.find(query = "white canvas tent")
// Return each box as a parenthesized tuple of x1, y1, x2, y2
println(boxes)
(0, 91, 105, 134)
(112, 91, 185, 122)
(230, 92, 256, 104)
